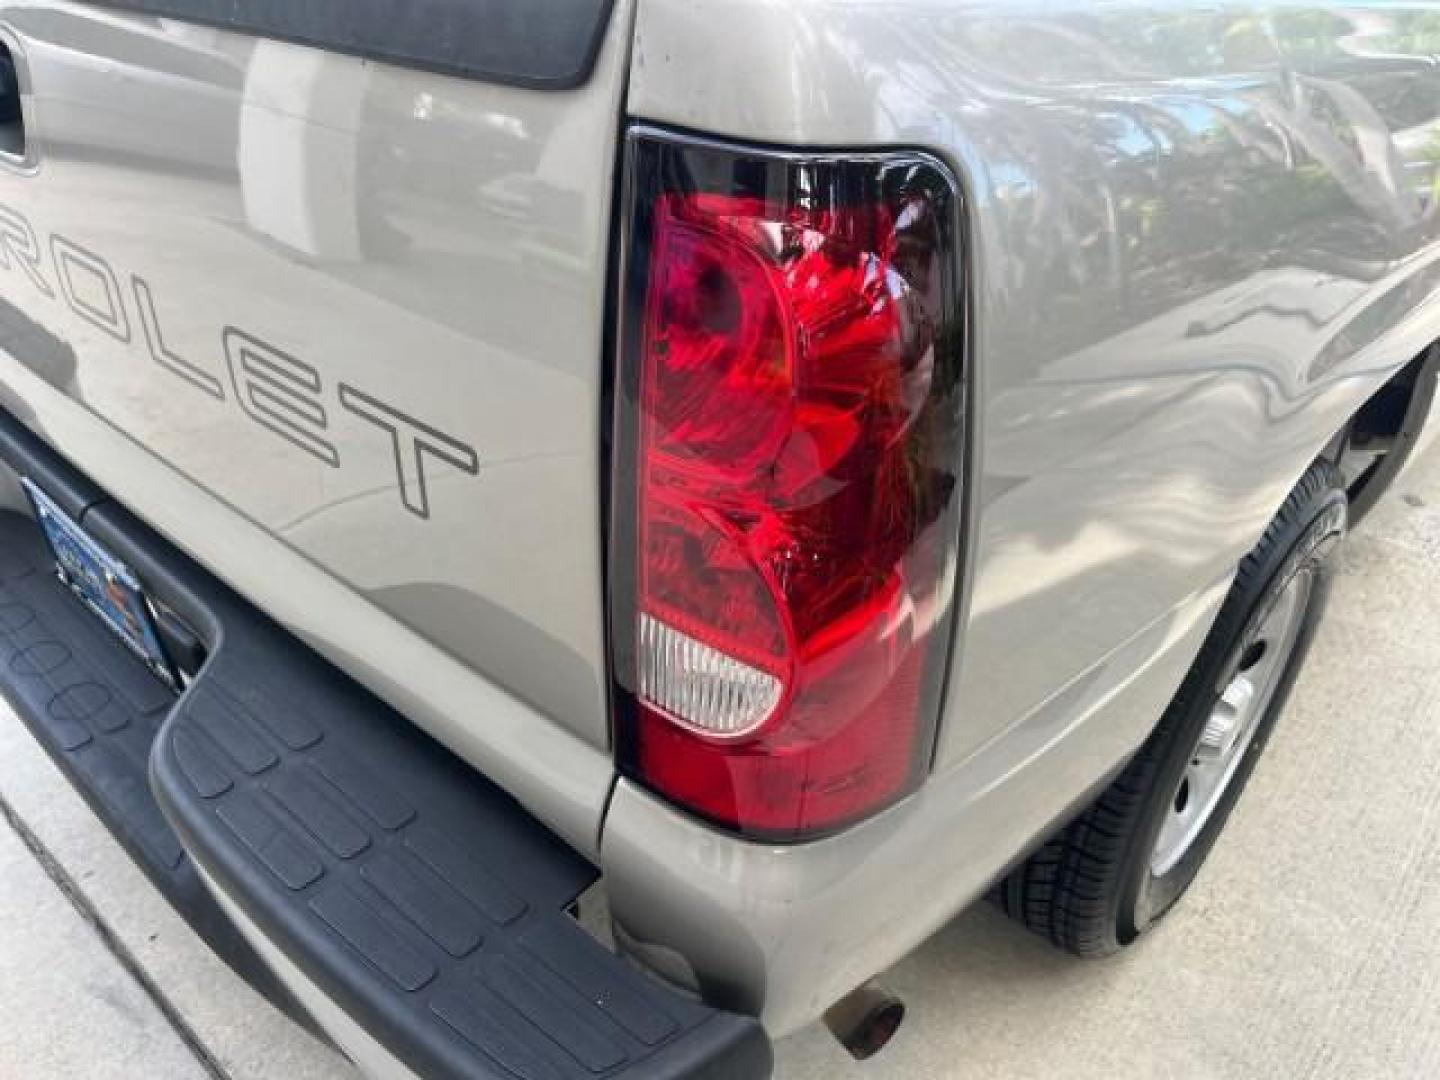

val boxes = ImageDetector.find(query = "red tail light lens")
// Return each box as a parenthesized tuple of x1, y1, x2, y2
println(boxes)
(611, 131, 965, 841)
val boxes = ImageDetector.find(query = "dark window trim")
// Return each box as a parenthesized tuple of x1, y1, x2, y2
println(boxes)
(82, 0, 616, 90)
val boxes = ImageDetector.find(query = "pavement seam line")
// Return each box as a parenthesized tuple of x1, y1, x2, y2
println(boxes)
(0, 789, 234, 1080)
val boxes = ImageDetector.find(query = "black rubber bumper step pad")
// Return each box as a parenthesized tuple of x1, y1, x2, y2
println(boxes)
(0, 510, 300, 1012)
(0, 412, 770, 1080)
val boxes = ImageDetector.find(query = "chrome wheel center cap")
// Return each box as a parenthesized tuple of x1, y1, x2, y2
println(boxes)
(1198, 675, 1256, 762)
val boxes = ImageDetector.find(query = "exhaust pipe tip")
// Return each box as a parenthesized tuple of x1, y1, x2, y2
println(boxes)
(823, 981, 906, 1061)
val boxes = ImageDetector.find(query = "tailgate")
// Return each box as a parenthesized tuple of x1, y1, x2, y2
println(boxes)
(0, 0, 628, 749)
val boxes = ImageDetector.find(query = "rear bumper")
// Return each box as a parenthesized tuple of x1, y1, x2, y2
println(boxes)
(0, 410, 771, 1080)
(601, 575, 1230, 1036)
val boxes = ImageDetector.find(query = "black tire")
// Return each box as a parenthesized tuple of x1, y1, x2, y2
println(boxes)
(996, 462, 1348, 956)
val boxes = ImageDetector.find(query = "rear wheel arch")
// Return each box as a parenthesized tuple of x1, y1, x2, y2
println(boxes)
(1336, 343, 1440, 526)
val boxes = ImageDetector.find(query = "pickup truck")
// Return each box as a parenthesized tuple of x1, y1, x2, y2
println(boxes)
(1, 3, 1438, 1077)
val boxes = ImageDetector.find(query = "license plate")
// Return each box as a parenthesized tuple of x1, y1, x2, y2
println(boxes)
(22, 479, 179, 691)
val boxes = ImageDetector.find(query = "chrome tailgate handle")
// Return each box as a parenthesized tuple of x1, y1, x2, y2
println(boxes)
(0, 35, 25, 161)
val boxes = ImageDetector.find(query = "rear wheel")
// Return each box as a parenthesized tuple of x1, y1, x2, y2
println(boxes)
(996, 462, 1348, 955)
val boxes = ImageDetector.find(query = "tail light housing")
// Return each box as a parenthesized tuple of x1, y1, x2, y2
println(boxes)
(610, 130, 966, 841)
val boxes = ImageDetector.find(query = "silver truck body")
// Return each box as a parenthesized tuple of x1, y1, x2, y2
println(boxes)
(2, 0, 1438, 1053)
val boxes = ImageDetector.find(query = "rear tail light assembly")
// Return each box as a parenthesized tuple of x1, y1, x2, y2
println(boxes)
(610, 129, 966, 841)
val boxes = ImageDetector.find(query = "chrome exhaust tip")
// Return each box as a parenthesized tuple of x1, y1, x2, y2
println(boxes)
(823, 980, 906, 1061)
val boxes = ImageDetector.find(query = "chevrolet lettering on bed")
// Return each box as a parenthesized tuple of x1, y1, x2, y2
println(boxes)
(0, 202, 479, 521)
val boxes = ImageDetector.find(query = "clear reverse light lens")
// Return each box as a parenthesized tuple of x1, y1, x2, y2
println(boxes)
(638, 612, 783, 737)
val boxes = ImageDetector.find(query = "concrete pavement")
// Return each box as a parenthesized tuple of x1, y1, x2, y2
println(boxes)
(4, 442, 1440, 1079)
(0, 811, 208, 1080)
